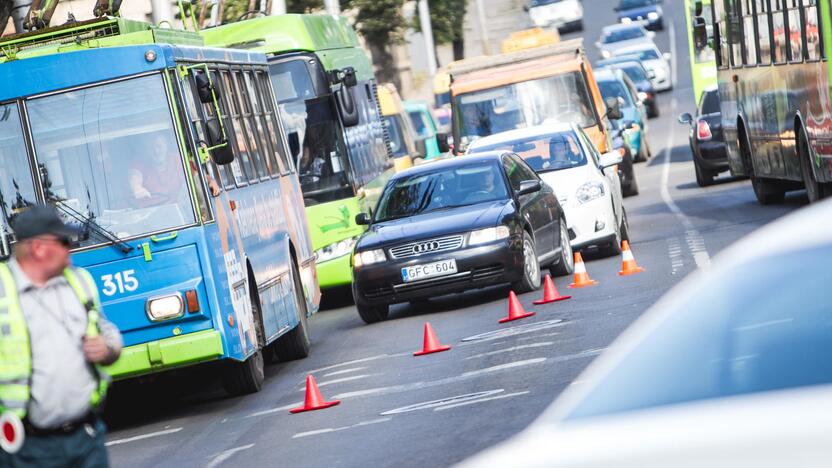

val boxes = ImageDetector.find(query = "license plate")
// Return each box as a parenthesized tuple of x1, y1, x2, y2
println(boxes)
(401, 259, 458, 283)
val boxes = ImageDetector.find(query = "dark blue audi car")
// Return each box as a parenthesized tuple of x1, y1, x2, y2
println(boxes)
(615, 0, 664, 31)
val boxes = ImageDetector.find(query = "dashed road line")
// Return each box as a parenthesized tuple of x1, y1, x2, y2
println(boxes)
(434, 391, 530, 412)
(669, 20, 678, 87)
(464, 342, 555, 360)
(323, 367, 368, 377)
(381, 390, 505, 415)
(206, 444, 255, 468)
(247, 402, 304, 418)
(460, 319, 566, 343)
(106, 427, 183, 447)
(668, 237, 684, 274)
(292, 418, 392, 439)
(300, 374, 382, 390)
(308, 353, 408, 374)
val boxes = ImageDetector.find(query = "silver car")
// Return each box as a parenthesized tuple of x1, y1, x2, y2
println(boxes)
(596, 23, 655, 59)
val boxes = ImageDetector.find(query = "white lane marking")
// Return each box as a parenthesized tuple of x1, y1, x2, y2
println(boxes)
(292, 418, 392, 439)
(381, 390, 505, 415)
(434, 391, 530, 412)
(308, 353, 408, 374)
(734, 318, 794, 331)
(668, 237, 685, 274)
(460, 319, 566, 343)
(464, 342, 555, 360)
(332, 358, 548, 400)
(206, 444, 255, 468)
(518, 331, 561, 341)
(669, 20, 678, 87)
(461, 358, 547, 377)
(551, 348, 605, 362)
(247, 402, 304, 418)
(660, 97, 711, 269)
(323, 367, 368, 377)
(299, 374, 381, 390)
(105, 427, 183, 447)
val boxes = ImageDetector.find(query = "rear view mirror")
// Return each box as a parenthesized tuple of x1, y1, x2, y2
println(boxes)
(678, 112, 693, 125)
(336, 86, 360, 127)
(517, 180, 542, 196)
(414, 138, 427, 158)
(195, 72, 219, 104)
(205, 120, 235, 165)
(355, 213, 372, 226)
(693, 16, 708, 49)
(436, 132, 451, 153)
(605, 97, 623, 120)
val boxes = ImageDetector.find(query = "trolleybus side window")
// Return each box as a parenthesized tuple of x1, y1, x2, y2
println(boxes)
(756, 0, 772, 65)
(742, 0, 758, 65)
(257, 71, 290, 175)
(219, 69, 254, 187)
(787, 0, 803, 63)
(242, 71, 276, 177)
(0, 102, 37, 244)
(232, 70, 269, 180)
(726, 0, 744, 67)
(772, 0, 788, 63)
(804, 0, 822, 61)
(714, 1, 729, 69)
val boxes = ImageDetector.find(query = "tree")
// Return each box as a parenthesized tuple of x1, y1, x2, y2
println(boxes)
(342, 0, 407, 88)
(413, 0, 467, 62)
(286, 0, 323, 12)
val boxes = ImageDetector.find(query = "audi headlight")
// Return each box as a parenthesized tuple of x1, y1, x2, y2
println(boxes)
(576, 181, 605, 204)
(469, 226, 510, 246)
(316, 236, 358, 263)
(353, 249, 386, 268)
(647, 12, 659, 20)
(147, 294, 184, 321)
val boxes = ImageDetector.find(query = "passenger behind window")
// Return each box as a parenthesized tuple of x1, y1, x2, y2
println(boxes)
(128, 133, 186, 206)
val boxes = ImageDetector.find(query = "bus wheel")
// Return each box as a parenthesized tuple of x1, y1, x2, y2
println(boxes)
(799, 132, 831, 202)
(272, 260, 311, 361)
(741, 132, 784, 205)
(222, 286, 266, 396)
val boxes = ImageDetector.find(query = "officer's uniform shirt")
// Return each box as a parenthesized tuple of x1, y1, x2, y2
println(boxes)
(7, 259, 122, 429)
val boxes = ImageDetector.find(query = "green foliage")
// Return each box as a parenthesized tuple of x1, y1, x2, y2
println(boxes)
(343, 0, 407, 45)
(412, 0, 466, 45)
(287, 0, 324, 13)
(220, 0, 252, 24)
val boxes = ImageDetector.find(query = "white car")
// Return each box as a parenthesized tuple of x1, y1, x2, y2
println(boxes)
(467, 123, 628, 256)
(596, 23, 656, 59)
(459, 198, 832, 468)
(526, 0, 583, 32)
(613, 43, 672, 91)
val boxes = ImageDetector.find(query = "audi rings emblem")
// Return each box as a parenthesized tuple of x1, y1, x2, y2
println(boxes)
(412, 241, 440, 254)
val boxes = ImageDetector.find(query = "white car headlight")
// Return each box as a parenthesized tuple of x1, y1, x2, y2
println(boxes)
(353, 249, 386, 268)
(316, 236, 358, 263)
(147, 294, 184, 321)
(647, 12, 659, 20)
(576, 181, 605, 204)
(601, 50, 612, 59)
(620, 17, 632, 24)
(469, 226, 510, 246)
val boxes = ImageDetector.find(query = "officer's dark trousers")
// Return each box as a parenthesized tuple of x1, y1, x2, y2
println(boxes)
(0, 419, 109, 468)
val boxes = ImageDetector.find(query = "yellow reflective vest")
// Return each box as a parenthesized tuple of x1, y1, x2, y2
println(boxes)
(0, 263, 109, 419)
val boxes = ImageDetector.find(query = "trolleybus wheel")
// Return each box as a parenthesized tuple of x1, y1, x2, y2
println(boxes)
(272, 260, 311, 361)
(222, 284, 266, 396)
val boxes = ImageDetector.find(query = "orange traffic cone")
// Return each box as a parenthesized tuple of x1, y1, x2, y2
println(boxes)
(290, 375, 341, 413)
(569, 252, 598, 288)
(413, 322, 452, 356)
(618, 241, 645, 276)
(499, 291, 536, 323)
(533, 275, 572, 304)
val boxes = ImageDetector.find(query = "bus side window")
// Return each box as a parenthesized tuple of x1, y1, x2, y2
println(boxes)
(232, 70, 269, 181)
(208, 70, 237, 190)
(804, 0, 822, 61)
(771, 1, 788, 63)
(258, 71, 293, 175)
(243, 71, 278, 178)
(787, 1, 803, 63)
(741, 0, 757, 66)
(756, 0, 772, 65)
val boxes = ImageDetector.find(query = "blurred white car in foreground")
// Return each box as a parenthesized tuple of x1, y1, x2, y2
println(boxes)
(459, 198, 832, 468)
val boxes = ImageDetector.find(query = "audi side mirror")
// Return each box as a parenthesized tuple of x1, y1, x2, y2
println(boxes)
(355, 213, 372, 225)
(517, 180, 542, 196)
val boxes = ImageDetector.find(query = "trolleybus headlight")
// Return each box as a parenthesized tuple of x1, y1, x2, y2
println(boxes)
(469, 226, 510, 246)
(315, 236, 359, 263)
(146, 294, 184, 321)
(576, 181, 605, 204)
(353, 249, 386, 268)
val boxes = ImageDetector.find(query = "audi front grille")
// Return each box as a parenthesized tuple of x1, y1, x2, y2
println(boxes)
(389, 235, 464, 259)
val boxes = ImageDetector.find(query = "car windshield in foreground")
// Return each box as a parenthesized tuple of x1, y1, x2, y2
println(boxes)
(469, 132, 587, 173)
(563, 244, 832, 422)
(602, 27, 645, 43)
(455, 72, 596, 147)
(619, 0, 655, 9)
(597, 80, 634, 106)
(26, 74, 196, 246)
(375, 163, 509, 222)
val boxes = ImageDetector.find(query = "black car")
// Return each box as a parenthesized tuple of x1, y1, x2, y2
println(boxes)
(351, 152, 574, 324)
(615, 0, 664, 31)
(601, 61, 659, 118)
(678, 87, 728, 186)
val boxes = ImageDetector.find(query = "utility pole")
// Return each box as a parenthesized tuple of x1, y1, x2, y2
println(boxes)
(323, 0, 339, 15)
(270, 0, 286, 15)
(418, 0, 437, 76)
(474, 0, 491, 55)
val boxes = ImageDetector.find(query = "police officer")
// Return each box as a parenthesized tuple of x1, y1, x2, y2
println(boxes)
(0, 205, 122, 467)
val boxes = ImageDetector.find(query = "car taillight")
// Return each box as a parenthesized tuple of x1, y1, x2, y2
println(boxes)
(697, 120, 712, 141)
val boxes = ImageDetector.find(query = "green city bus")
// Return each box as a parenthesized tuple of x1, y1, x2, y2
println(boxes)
(695, 0, 832, 204)
(685, 0, 717, 104)
(202, 14, 394, 289)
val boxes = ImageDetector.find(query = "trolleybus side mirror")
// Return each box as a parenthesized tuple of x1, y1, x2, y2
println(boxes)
(678, 112, 694, 125)
(342, 67, 358, 88)
(694, 0, 703, 16)
(693, 17, 708, 49)
(605, 97, 623, 120)
(205, 119, 235, 165)
(336, 86, 360, 127)
(195, 72, 219, 104)
(355, 213, 372, 225)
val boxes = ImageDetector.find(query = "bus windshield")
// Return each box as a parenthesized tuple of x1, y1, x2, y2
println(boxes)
(269, 59, 352, 205)
(455, 72, 596, 148)
(26, 74, 195, 246)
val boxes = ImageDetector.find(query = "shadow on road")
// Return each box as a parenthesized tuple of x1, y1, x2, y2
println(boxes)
(646, 143, 693, 167)
(319, 285, 355, 310)
(675, 175, 747, 190)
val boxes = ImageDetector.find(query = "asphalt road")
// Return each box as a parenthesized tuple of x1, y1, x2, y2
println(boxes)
(104, 3, 810, 467)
